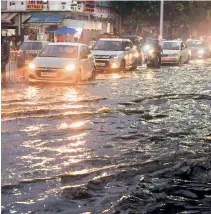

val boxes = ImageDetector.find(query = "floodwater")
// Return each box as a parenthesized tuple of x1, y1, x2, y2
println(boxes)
(1, 60, 211, 214)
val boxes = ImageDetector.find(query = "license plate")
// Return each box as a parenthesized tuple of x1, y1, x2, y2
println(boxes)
(96, 63, 105, 67)
(163, 57, 170, 61)
(41, 72, 57, 77)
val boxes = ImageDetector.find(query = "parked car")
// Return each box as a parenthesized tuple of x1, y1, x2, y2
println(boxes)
(27, 43, 96, 84)
(186, 40, 210, 59)
(160, 40, 190, 64)
(91, 38, 139, 72)
(17, 41, 49, 68)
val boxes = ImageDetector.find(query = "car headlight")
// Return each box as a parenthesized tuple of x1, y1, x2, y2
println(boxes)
(29, 63, 36, 70)
(65, 64, 75, 71)
(148, 49, 155, 54)
(134, 52, 139, 57)
(110, 55, 118, 59)
(198, 50, 204, 54)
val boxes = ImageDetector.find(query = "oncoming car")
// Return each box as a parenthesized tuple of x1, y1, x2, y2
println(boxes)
(91, 38, 139, 72)
(27, 43, 96, 84)
(161, 40, 190, 64)
(186, 40, 210, 59)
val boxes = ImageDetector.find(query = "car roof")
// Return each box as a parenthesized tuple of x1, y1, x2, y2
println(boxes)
(23, 41, 49, 43)
(161, 40, 183, 43)
(47, 42, 81, 46)
(99, 38, 131, 42)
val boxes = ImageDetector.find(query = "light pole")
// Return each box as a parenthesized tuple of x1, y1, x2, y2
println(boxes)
(159, 0, 164, 40)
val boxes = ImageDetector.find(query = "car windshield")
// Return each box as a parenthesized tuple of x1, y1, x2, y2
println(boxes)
(161, 42, 180, 50)
(20, 42, 43, 50)
(186, 40, 205, 47)
(39, 45, 78, 58)
(93, 40, 123, 51)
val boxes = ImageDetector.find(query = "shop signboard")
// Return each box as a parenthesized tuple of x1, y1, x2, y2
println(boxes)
(26, 0, 48, 10)
(84, 1, 96, 13)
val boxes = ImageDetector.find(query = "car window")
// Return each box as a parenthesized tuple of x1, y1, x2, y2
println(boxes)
(39, 45, 78, 58)
(93, 40, 124, 51)
(186, 40, 205, 47)
(20, 42, 43, 50)
(161, 42, 181, 50)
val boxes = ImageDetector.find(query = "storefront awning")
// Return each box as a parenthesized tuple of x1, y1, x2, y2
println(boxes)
(1, 13, 17, 24)
(27, 14, 64, 25)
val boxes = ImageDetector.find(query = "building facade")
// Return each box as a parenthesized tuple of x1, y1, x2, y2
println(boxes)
(1, 0, 119, 44)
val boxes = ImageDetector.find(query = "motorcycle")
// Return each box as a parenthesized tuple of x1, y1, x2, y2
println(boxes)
(141, 44, 161, 68)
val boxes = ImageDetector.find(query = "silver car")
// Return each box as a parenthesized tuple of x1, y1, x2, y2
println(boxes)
(28, 43, 96, 84)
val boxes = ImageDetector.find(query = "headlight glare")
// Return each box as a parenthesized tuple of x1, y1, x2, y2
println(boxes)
(65, 64, 75, 71)
(198, 50, 204, 54)
(29, 63, 36, 70)
(148, 49, 154, 54)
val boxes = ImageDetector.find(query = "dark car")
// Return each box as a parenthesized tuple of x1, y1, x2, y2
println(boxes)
(121, 35, 143, 64)
(17, 41, 49, 68)
(186, 40, 210, 59)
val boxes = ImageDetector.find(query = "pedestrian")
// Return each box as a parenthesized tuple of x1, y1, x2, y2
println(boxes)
(1, 36, 10, 84)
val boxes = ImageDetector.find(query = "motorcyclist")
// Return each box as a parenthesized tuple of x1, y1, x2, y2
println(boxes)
(143, 37, 162, 63)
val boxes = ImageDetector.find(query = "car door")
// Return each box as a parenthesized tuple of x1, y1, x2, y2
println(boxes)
(84, 45, 95, 78)
(127, 41, 134, 65)
(123, 41, 130, 67)
(181, 42, 188, 63)
(79, 45, 89, 80)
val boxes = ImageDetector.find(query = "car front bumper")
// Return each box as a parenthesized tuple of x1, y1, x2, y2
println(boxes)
(27, 69, 78, 83)
(161, 56, 180, 63)
(95, 59, 122, 71)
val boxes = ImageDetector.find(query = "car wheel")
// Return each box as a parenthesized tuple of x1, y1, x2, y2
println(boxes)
(131, 59, 138, 70)
(77, 69, 82, 83)
(90, 67, 96, 80)
(176, 57, 181, 65)
(120, 60, 126, 72)
(184, 55, 190, 64)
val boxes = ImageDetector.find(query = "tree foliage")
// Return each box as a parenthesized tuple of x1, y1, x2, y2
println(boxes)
(110, 1, 211, 36)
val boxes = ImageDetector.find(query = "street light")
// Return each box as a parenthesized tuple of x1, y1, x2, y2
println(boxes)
(159, 0, 164, 40)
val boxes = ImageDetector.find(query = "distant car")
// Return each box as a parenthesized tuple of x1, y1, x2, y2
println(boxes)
(18, 41, 49, 67)
(27, 43, 96, 84)
(160, 40, 190, 64)
(186, 40, 210, 59)
(91, 38, 139, 72)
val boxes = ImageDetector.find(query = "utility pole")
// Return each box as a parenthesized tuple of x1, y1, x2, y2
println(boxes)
(159, 0, 164, 40)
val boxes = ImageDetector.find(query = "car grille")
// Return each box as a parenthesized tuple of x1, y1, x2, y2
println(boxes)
(94, 55, 110, 59)
(95, 60, 109, 68)
(35, 68, 62, 78)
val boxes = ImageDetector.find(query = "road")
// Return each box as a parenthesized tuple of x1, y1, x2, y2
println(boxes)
(2, 60, 211, 214)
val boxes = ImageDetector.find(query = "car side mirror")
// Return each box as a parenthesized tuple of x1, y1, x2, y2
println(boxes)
(125, 47, 131, 51)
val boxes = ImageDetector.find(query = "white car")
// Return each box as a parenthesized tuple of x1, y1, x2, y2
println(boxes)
(28, 43, 96, 84)
(91, 38, 139, 72)
(161, 40, 190, 64)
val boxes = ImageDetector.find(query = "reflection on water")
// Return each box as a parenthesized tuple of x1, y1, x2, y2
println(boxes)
(1, 62, 211, 213)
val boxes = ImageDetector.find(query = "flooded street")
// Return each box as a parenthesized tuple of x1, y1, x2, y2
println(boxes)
(2, 60, 211, 214)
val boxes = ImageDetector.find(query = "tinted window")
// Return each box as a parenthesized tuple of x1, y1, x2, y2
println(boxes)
(39, 45, 78, 58)
(93, 40, 124, 51)
(20, 42, 43, 50)
(186, 40, 205, 47)
(161, 42, 181, 50)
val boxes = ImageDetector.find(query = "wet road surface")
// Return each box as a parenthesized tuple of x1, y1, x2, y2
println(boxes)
(2, 60, 211, 214)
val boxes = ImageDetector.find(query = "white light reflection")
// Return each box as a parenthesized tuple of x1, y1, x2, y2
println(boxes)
(25, 86, 38, 99)
(63, 88, 79, 102)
